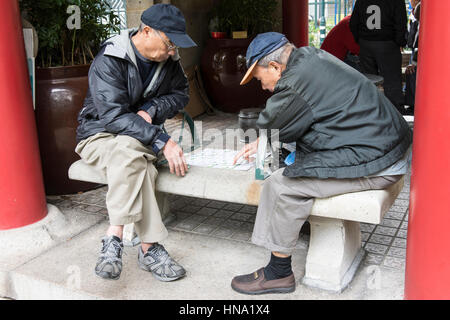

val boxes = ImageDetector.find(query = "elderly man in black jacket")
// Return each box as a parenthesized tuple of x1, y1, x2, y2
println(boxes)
(350, 0, 408, 114)
(230, 32, 412, 295)
(75, 4, 196, 281)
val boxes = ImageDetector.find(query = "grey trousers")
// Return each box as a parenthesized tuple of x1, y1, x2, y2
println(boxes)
(251, 168, 402, 255)
(75, 132, 168, 244)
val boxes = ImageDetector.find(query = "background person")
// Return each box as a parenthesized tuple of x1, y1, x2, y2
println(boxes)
(350, 0, 408, 114)
(320, 15, 361, 71)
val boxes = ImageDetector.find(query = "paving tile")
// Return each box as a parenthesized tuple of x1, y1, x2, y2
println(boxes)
(231, 231, 252, 242)
(240, 205, 257, 214)
(380, 218, 402, 228)
(170, 199, 189, 210)
(361, 232, 371, 242)
(206, 200, 227, 209)
(389, 205, 408, 213)
(78, 204, 104, 213)
(384, 211, 405, 220)
(391, 238, 407, 248)
(222, 203, 244, 212)
(211, 227, 234, 238)
(172, 211, 192, 221)
(364, 243, 389, 255)
(396, 229, 408, 239)
(387, 247, 407, 258)
(221, 219, 243, 229)
(396, 192, 410, 200)
(238, 222, 255, 232)
(383, 256, 406, 269)
(56, 199, 77, 209)
(360, 223, 376, 232)
(184, 215, 209, 223)
(191, 198, 211, 207)
(182, 205, 203, 213)
(200, 216, 225, 227)
(373, 225, 397, 236)
(393, 199, 410, 207)
(368, 234, 393, 246)
(94, 198, 106, 207)
(400, 221, 409, 229)
(173, 220, 201, 231)
(192, 223, 218, 235)
(230, 212, 252, 222)
(98, 208, 108, 216)
(213, 209, 235, 219)
(364, 253, 384, 265)
(197, 207, 218, 216)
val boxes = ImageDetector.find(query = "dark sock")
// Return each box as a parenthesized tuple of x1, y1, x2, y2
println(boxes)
(263, 253, 293, 280)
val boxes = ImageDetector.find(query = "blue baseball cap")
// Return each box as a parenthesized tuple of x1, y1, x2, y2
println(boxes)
(141, 4, 197, 48)
(240, 32, 288, 85)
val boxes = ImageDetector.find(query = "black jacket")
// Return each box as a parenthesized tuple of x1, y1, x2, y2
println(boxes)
(257, 47, 412, 179)
(350, 0, 407, 47)
(76, 29, 189, 153)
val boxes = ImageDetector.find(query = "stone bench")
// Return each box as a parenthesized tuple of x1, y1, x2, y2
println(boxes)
(68, 151, 404, 292)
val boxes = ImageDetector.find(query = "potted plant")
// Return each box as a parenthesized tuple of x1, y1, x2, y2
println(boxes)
(19, 0, 120, 195)
(201, 0, 279, 113)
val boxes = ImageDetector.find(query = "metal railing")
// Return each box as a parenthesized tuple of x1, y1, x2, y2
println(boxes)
(310, 0, 413, 45)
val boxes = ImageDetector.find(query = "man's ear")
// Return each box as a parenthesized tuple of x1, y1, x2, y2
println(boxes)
(143, 26, 153, 38)
(268, 61, 283, 74)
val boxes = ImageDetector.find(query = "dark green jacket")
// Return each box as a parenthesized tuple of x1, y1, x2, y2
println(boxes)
(257, 47, 412, 179)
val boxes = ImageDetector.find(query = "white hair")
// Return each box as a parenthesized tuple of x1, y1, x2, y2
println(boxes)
(257, 43, 296, 67)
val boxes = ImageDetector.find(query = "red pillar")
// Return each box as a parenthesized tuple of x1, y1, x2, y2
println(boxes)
(404, 0, 450, 299)
(282, 0, 309, 47)
(0, 1, 47, 230)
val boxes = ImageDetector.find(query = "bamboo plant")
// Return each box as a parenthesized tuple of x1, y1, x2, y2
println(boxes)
(19, 0, 120, 68)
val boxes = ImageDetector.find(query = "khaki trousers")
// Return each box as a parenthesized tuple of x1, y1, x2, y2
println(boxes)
(75, 133, 168, 243)
(252, 168, 402, 255)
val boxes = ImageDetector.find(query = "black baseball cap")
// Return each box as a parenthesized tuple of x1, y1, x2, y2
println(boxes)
(141, 3, 197, 48)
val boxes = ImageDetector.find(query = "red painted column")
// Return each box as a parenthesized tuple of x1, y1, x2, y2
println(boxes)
(282, 0, 309, 47)
(404, 0, 450, 299)
(0, 1, 47, 229)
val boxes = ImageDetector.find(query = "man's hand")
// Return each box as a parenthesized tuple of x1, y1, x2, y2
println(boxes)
(137, 110, 152, 124)
(162, 138, 188, 176)
(232, 138, 259, 165)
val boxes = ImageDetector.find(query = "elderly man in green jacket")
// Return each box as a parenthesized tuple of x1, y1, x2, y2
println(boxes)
(231, 32, 412, 295)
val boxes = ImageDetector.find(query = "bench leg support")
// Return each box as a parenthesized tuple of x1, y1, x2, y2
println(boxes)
(301, 216, 364, 292)
(123, 192, 172, 247)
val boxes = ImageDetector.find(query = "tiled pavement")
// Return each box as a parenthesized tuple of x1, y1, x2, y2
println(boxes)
(48, 111, 411, 277)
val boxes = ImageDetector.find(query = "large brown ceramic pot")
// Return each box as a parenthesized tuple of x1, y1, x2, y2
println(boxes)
(200, 38, 272, 113)
(35, 65, 99, 195)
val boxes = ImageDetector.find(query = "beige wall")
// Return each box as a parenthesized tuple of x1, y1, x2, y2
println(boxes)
(126, 0, 154, 29)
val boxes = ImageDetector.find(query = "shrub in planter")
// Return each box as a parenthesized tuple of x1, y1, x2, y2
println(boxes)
(19, 0, 120, 195)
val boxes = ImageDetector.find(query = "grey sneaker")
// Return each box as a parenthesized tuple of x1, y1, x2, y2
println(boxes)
(95, 235, 123, 280)
(138, 243, 186, 281)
